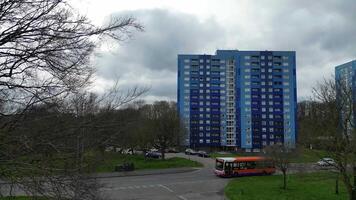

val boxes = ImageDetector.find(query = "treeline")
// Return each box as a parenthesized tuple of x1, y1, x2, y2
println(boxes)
(297, 78, 356, 200)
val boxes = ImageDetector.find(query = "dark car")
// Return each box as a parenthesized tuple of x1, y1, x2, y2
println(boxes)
(145, 151, 162, 159)
(197, 150, 209, 157)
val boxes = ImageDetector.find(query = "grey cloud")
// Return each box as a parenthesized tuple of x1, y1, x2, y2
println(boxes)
(94, 1, 356, 101)
(97, 9, 225, 75)
(94, 9, 225, 101)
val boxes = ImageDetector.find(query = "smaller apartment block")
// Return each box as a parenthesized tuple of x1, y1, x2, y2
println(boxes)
(177, 50, 297, 152)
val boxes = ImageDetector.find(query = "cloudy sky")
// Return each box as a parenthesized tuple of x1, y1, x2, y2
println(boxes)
(73, 0, 356, 102)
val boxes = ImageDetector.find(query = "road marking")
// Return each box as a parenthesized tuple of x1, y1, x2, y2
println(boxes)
(159, 184, 174, 192)
(178, 195, 188, 200)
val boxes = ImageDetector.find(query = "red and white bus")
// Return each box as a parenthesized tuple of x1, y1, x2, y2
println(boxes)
(214, 156, 276, 177)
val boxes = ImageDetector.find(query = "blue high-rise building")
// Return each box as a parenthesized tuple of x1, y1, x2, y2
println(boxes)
(177, 50, 297, 152)
(335, 60, 356, 132)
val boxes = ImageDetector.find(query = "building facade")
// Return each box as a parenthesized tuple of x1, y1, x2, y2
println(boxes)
(177, 50, 297, 151)
(335, 60, 356, 133)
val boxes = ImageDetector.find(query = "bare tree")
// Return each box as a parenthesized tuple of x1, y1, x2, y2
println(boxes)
(312, 77, 356, 200)
(0, 0, 143, 118)
(265, 145, 294, 190)
(0, 0, 144, 199)
(142, 101, 183, 160)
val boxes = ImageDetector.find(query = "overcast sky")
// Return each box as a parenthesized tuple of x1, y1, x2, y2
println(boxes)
(73, 0, 356, 102)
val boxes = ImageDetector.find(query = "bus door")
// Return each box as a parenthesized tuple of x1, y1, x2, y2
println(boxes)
(224, 162, 233, 176)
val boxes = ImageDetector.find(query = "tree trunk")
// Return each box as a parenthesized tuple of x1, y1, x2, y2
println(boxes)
(336, 174, 339, 195)
(283, 170, 287, 190)
(352, 167, 356, 200)
(161, 147, 165, 160)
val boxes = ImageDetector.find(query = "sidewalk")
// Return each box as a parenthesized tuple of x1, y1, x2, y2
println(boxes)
(92, 167, 201, 179)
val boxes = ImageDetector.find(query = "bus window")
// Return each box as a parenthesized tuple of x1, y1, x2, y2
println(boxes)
(233, 162, 239, 169)
(239, 162, 247, 169)
(216, 160, 224, 170)
(246, 161, 256, 169)
(265, 161, 274, 168)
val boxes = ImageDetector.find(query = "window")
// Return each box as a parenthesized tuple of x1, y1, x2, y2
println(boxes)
(245, 69, 250, 72)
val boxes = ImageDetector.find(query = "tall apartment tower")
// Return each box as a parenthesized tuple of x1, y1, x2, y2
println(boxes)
(335, 60, 356, 133)
(177, 50, 297, 152)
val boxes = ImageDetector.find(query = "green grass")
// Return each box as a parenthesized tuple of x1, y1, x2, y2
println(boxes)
(95, 153, 203, 173)
(225, 172, 348, 200)
(290, 148, 329, 163)
(211, 148, 329, 163)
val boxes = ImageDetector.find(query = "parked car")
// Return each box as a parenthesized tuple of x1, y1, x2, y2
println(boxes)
(185, 148, 197, 155)
(317, 158, 335, 167)
(167, 148, 179, 153)
(197, 150, 210, 158)
(145, 151, 162, 159)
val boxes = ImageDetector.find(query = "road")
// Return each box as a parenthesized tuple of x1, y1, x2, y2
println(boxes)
(98, 153, 228, 200)
(0, 153, 326, 199)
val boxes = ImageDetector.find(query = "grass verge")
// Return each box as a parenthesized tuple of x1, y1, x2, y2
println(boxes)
(225, 172, 348, 200)
(95, 153, 203, 173)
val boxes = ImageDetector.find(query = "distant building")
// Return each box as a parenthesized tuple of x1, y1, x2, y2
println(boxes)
(335, 60, 356, 133)
(177, 50, 297, 152)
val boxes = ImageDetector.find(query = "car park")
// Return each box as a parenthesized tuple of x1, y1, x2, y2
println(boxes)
(317, 158, 335, 167)
(145, 151, 162, 159)
(197, 150, 210, 157)
(185, 148, 197, 155)
(166, 148, 179, 153)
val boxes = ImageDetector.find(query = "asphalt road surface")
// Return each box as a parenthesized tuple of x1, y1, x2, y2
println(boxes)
(0, 153, 326, 199)
(98, 153, 228, 200)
